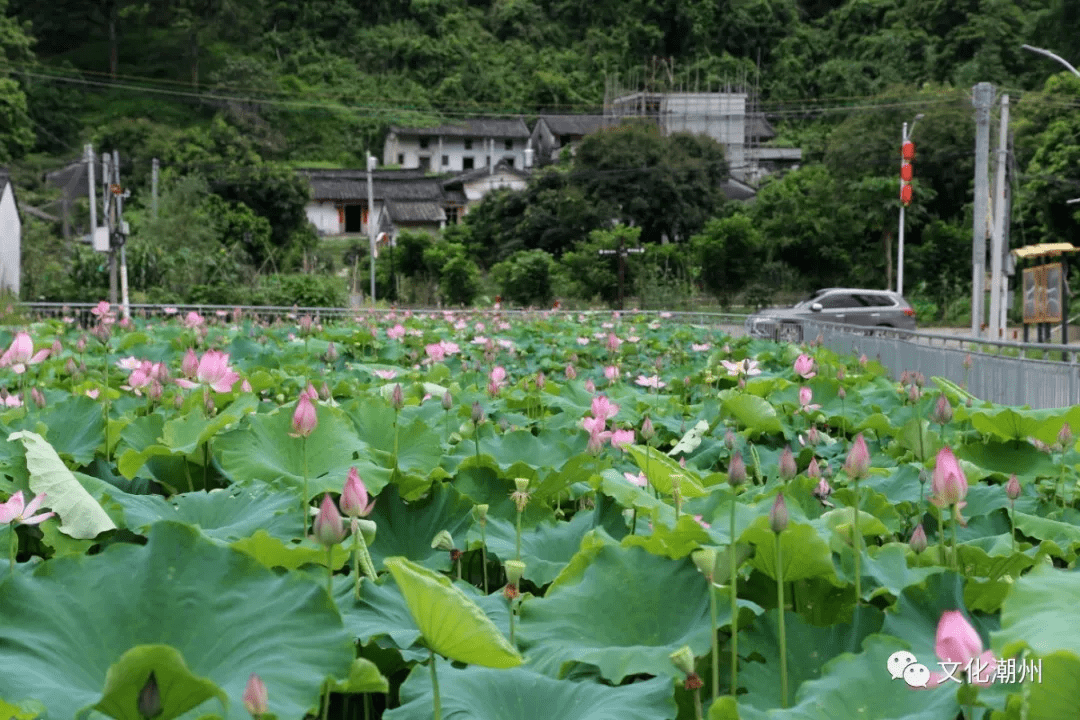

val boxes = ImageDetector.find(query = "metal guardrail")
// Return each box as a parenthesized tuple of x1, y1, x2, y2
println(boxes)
(13, 302, 1080, 408)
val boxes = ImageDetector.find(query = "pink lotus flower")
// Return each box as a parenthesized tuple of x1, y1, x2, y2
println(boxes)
(182, 311, 204, 329)
(243, 673, 268, 716)
(910, 524, 928, 553)
(174, 350, 239, 393)
(85, 388, 100, 399)
(181, 348, 199, 378)
(843, 433, 871, 479)
(576, 337, 590, 346)
(923, 610, 997, 688)
(623, 471, 648, 488)
(610, 428, 635, 450)
(565, 364, 576, 380)
(604, 365, 620, 382)
(721, 359, 761, 377)
(0, 332, 50, 374)
(691, 343, 711, 352)
(635, 374, 666, 389)
(290, 393, 318, 438)
(694, 514, 710, 529)
(606, 333, 622, 353)
(386, 324, 405, 340)
(794, 354, 816, 379)
(341, 467, 376, 517)
(582, 416, 612, 454)
(116, 356, 142, 371)
(584, 378, 595, 392)
(312, 494, 347, 547)
(91, 301, 115, 324)
(930, 446, 968, 525)
(0, 491, 55, 526)
(489, 366, 508, 390)
(425, 342, 447, 363)
(590, 395, 619, 423)
(374, 369, 397, 380)
(798, 386, 821, 413)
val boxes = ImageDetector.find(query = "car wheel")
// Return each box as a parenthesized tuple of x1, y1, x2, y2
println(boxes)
(777, 323, 803, 343)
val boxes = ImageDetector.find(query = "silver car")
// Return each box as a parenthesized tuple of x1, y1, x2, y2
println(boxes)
(745, 288, 917, 341)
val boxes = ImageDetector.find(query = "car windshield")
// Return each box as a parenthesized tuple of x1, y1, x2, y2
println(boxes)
(793, 290, 828, 308)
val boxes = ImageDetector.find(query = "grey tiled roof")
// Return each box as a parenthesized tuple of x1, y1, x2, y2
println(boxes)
(537, 115, 607, 137)
(387, 201, 447, 223)
(300, 168, 453, 202)
(390, 118, 531, 139)
(747, 113, 776, 141)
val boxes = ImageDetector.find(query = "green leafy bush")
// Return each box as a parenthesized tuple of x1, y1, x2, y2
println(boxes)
(491, 249, 557, 307)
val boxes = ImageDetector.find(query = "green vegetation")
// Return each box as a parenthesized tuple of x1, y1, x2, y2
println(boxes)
(4, 0, 1080, 311)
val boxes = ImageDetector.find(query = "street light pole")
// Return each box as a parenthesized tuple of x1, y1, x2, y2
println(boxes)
(897, 113, 923, 296)
(1021, 44, 1080, 78)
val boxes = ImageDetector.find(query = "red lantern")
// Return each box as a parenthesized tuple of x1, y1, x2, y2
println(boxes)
(900, 184, 913, 206)
(900, 163, 913, 181)
(902, 141, 916, 161)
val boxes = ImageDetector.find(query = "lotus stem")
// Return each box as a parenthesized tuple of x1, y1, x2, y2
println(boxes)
(430, 650, 442, 720)
(473, 424, 481, 465)
(321, 681, 330, 720)
(938, 504, 947, 566)
(8, 526, 15, 573)
(515, 506, 523, 562)
(326, 545, 334, 597)
(1059, 458, 1066, 509)
(392, 410, 399, 470)
(481, 525, 489, 594)
(1010, 502, 1016, 554)
(776, 533, 788, 709)
(709, 578, 719, 704)
(364, 693, 372, 720)
(729, 493, 739, 698)
(693, 686, 704, 720)
(950, 507, 958, 572)
(852, 477, 861, 606)
(203, 441, 209, 491)
(509, 596, 517, 644)
(631, 507, 637, 535)
(103, 347, 110, 462)
(301, 437, 310, 538)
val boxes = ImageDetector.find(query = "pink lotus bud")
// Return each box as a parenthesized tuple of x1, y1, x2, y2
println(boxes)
(1058, 423, 1073, 449)
(319, 382, 331, 402)
(769, 493, 788, 534)
(290, 394, 318, 438)
(794, 353, 816, 378)
(181, 348, 199, 378)
(30, 387, 46, 408)
(806, 425, 820, 446)
(838, 386, 846, 400)
(51, 339, 62, 356)
(536, 372, 546, 390)
(724, 427, 735, 451)
(204, 393, 215, 416)
(836, 367, 845, 381)
(565, 364, 576, 380)
(471, 401, 484, 424)
(1006, 474, 1021, 501)
(813, 477, 832, 501)
(935, 610, 990, 675)
(859, 354, 868, 368)
(241, 379, 252, 393)
(325, 342, 338, 362)
(910, 524, 928, 554)
(584, 378, 596, 393)
(173, 394, 184, 409)
(138, 671, 162, 719)
(441, 390, 453, 411)
(778, 446, 797, 480)
(148, 381, 163, 403)
(962, 354, 973, 370)
(312, 494, 346, 546)
(807, 457, 821, 478)
(243, 673, 268, 716)
(728, 452, 746, 486)
(844, 434, 871, 479)
(64, 357, 76, 375)
(930, 446, 968, 508)
(75, 335, 87, 353)
(641, 415, 655, 441)
(341, 467, 376, 517)
(908, 384, 920, 403)
(931, 394, 953, 425)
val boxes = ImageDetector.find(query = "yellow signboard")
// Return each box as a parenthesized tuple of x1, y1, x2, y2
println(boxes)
(1022, 262, 1064, 324)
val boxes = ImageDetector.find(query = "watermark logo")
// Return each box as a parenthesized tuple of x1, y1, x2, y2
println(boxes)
(887, 651, 1042, 688)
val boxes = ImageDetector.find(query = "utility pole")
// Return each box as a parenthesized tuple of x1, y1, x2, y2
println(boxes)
(598, 235, 645, 310)
(971, 83, 995, 338)
(151, 158, 160, 219)
(85, 144, 97, 247)
(113, 150, 130, 321)
(367, 153, 377, 306)
(103, 151, 117, 306)
(989, 94, 1010, 340)
(896, 113, 923, 295)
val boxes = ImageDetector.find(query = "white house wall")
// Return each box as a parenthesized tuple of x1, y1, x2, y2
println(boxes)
(462, 173, 528, 203)
(0, 183, 20, 297)
(383, 134, 528, 173)
(306, 201, 341, 235)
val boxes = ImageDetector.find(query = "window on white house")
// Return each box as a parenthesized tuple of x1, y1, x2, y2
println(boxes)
(419, 137, 430, 149)
(504, 157, 514, 168)
(445, 206, 459, 225)
(442, 155, 449, 166)
(464, 139, 473, 150)
(397, 153, 404, 164)
(505, 139, 513, 150)
(418, 156, 431, 170)
(462, 157, 474, 170)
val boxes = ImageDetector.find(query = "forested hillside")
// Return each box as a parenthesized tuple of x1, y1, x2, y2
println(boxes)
(4, 0, 1080, 312)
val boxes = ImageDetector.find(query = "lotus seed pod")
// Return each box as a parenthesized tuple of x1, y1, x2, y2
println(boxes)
(431, 530, 455, 551)
(514, 477, 530, 493)
(669, 645, 696, 676)
(691, 547, 718, 581)
(505, 559, 526, 585)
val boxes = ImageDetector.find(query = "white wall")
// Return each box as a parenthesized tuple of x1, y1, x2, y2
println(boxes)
(306, 201, 341, 235)
(462, 172, 528, 204)
(0, 183, 20, 297)
(384, 134, 528, 172)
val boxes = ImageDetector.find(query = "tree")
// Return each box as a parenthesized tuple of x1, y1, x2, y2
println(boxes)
(572, 122, 728, 245)
(561, 225, 643, 307)
(491, 249, 558, 307)
(691, 213, 765, 306)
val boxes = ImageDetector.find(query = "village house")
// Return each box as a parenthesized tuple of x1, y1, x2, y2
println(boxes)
(529, 115, 607, 165)
(0, 170, 21, 297)
(382, 118, 534, 173)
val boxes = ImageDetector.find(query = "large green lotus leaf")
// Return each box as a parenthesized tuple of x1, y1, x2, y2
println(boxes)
(622, 513, 713, 560)
(230, 530, 350, 571)
(994, 561, 1080, 659)
(213, 403, 381, 499)
(478, 428, 582, 472)
(968, 405, 1080, 443)
(0, 698, 41, 719)
(385, 556, 523, 668)
(339, 398, 445, 477)
(451, 462, 555, 527)
(8, 430, 116, 539)
(738, 607, 884, 711)
(112, 486, 301, 541)
(719, 390, 783, 436)
(384, 664, 677, 720)
(954, 441, 1057, 480)
(626, 445, 708, 497)
(368, 482, 474, 572)
(593, 469, 676, 526)
(91, 645, 226, 720)
(0, 521, 353, 719)
(734, 634, 961, 720)
(833, 544, 947, 601)
(26, 395, 104, 465)
(472, 510, 596, 586)
(1011, 512, 1080, 560)
(327, 658, 389, 695)
(740, 517, 839, 584)
(516, 542, 713, 682)
(879, 571, 997, 664)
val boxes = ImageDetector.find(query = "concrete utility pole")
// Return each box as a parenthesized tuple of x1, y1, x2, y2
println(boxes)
(971, 83, 995, 338)
(367, 153, 377, 306)
(897, 113, 924, 295)
(113, 150, 130, 321)
(103, 152, 117, 305)
(85, 144, 97, 247)
(989, 95, 1010, 339)
(151, 158, 160, 219)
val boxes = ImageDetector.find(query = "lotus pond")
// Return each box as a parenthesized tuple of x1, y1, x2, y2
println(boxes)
(0, 305, 1078, 720)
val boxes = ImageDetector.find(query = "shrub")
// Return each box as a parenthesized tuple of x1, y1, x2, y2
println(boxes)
(492, 249, 557, 307)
